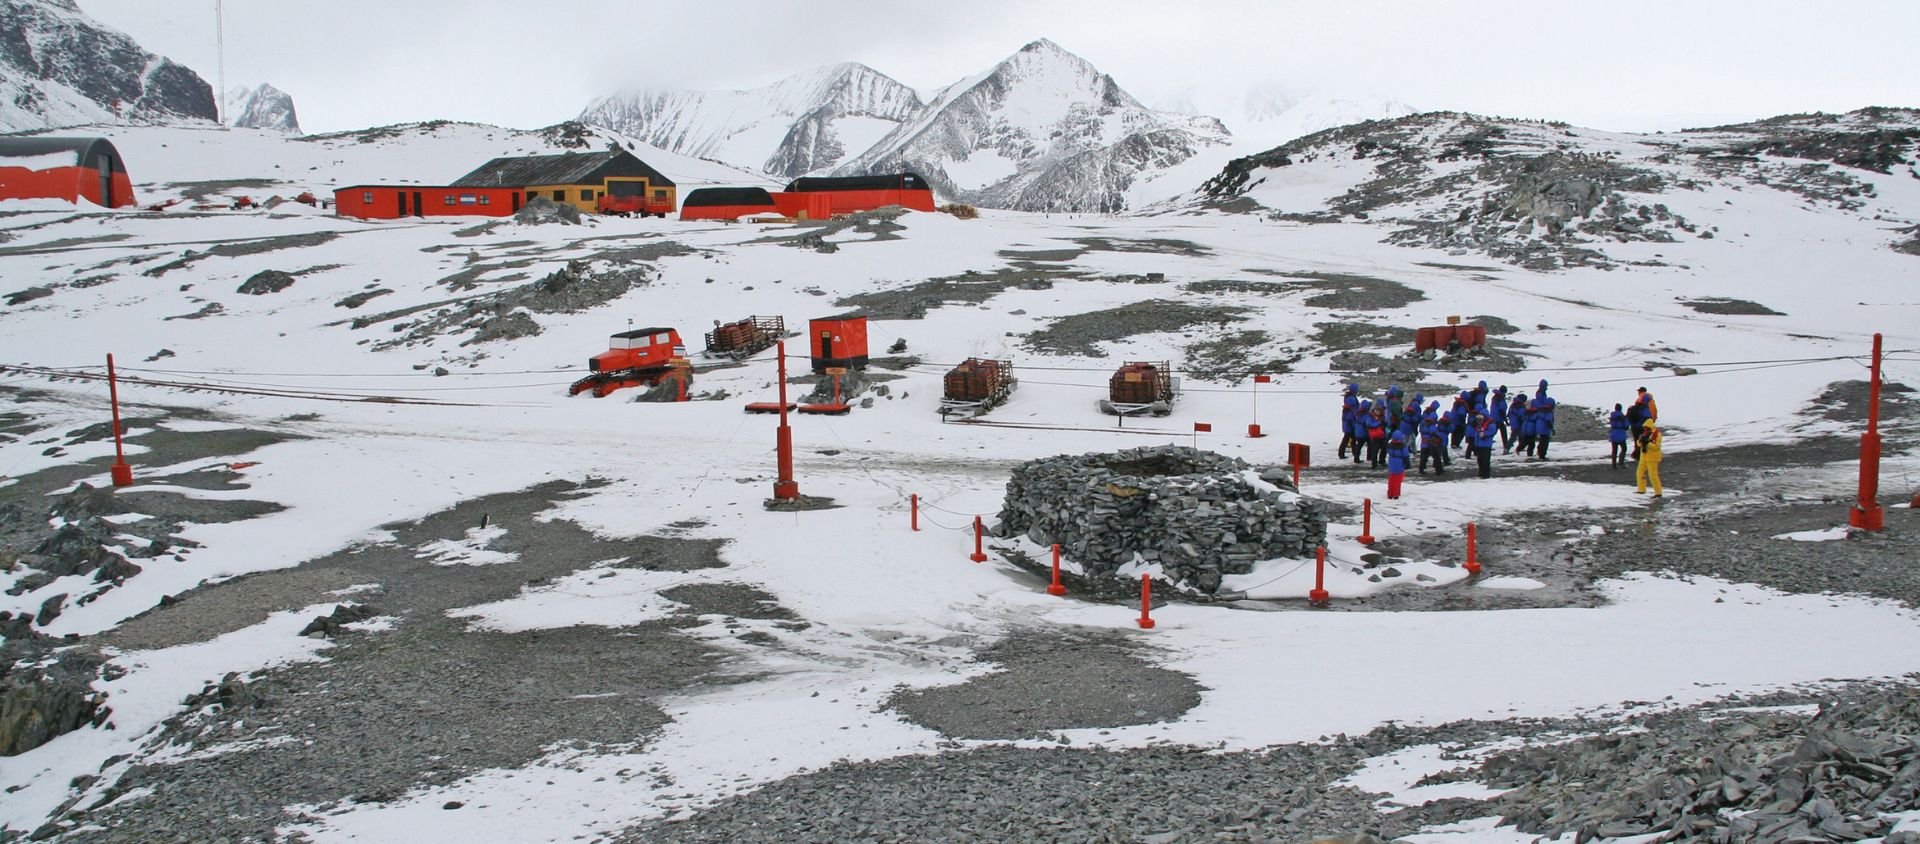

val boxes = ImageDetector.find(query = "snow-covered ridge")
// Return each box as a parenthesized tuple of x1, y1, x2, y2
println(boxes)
(578, 62, 923, 178)
(830, 38, 1231, 212)
(0, 0, 217, 132)
(1189, 107, 1920, 269)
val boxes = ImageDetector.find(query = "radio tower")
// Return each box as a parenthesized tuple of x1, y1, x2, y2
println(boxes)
(215, 0, 227, 127)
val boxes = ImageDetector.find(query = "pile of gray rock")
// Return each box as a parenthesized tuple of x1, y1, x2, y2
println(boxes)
(995, 445, 1328, 593)
(1473, 687, 1920, 842)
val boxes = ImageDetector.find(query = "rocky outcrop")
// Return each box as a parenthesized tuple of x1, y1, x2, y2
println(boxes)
(0, 0, 217, 131)
(237, 269, 296, 295)
(226, 82, 300, 133)
(0, 642, 112, 756)
(996, 445, 1328, 593)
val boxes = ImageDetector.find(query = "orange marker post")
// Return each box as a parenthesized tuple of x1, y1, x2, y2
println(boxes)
(1309, 545, 1330, 605)
(107, 354, 132, 487)
(969, 516, 988, 563)
(1464, 522, 1481, 574)
(1137, 574, 1156, 629)
(1047, 543, 1067, 596)
(910, 494, 920, 531)
(1850, 333, 1885, 531)
(772, 341, 798, 500)
(1357, 497, 1376, 545)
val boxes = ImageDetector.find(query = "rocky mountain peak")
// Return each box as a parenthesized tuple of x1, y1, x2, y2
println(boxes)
(0, 0, 216, 131)
(225, 83, 301, 133)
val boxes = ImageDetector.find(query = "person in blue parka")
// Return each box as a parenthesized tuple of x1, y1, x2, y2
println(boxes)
(1364, 403, 1389, 468)
(1489, 384, 1509, 448)
(1386, 432, 1409, 500)
(1419, 410, 1446, 475)
(1532, 395, 1558, 459)
(1507, 393, 1528, 455)
(1608, 403, 1629, 468)
(1400, 393, 1424, 441)
(1469, 380, 1489, 416)
(1470, 411, 1498, 478)
(1448, 393, 1471, 451)
(1339, 384, 1360, 460)
(1349, 398, 1371, 464)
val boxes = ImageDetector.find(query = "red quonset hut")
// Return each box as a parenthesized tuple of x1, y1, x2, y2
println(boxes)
(809, 315, 868, 374)
(784, 173, 935, 214)
(0, 137, 134, 208)
(334, 185, 523, 219)
(679, 186, 778, 221)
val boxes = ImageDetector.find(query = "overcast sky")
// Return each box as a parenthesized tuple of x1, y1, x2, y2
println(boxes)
(76, 0, 1920, 136)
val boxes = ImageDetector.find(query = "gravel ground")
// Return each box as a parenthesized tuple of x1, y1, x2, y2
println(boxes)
(619, 681, 1920, 844)
(887, 630, 1202, 740)
(41, 480, 742, 843)
(1023, 300, 1249, 357)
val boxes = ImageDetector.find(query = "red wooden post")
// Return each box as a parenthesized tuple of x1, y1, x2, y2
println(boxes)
(910, 494, 920, 531)
(1464, 522, 1481, 574)
(1850, 333, 1885, 530)
(1358, 498, 1375, 545)
(1248, 374, 1271, 438)
(1047, 543, 1066, 596)
(969, 516, 988, 563)
(773, 341, 798, 500)
(107, 354, 132, 487)
(1309, 545, 1329, 604)
(1137, 573, 1156, 629)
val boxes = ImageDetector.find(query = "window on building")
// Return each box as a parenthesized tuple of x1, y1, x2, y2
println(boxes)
(581, 189, 595, 201)
(459, 194, 478, 205)
(653, 190, 667, 198)
(363, 191, 374, 204)
(654, 332, 671, 346)
(443, 195, 456, 206)
(552, 190, 564, 201)
(479, 195, 491, 205)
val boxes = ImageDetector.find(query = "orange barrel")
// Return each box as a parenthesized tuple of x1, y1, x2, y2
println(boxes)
(1415, 326, 1437, 352)
(1432, 326, 1456, 348)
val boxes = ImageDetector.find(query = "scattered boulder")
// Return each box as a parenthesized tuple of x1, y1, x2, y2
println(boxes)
(237, 269, 296, 295)
(297, 603, 378, 638)
(513, 195, 580, 225)
(4, 286, 54, 306)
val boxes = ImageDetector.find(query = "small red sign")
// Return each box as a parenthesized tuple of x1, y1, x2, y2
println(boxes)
(1194, 422, 1213, 433)
(1253, 375, 1273, 383)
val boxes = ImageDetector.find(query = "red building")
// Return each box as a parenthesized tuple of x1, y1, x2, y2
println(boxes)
(333, 185, 524, 220)
(679, 187, 779, 221)
(809, 315, 869, 373)
(0, 137, 134, 208)
(784, 173, 935, 214)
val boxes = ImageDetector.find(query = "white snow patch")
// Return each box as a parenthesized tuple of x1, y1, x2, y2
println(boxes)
(1771, 526, 1849, 542)
(415, 524, 518, 566)
(1478, 576, 1547, 590)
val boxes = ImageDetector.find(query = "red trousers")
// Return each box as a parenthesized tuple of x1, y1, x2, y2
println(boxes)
(1387, 472, 1404, 499)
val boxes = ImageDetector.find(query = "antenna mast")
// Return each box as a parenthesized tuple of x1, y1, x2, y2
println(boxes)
(215, 0, 227, 127)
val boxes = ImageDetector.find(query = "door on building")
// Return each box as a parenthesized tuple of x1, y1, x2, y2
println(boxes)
(412, 192, 424, 217)
(819, 333, 833, 362)
(511, 192, 521, 212)
(96, 155, 112, 206)
(398, 191, 409, 217)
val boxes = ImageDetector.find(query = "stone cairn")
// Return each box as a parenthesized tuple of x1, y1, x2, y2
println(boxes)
(995, 445, 1329, 593)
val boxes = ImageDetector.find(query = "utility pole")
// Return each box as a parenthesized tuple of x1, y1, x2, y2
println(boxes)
(214, 0, 227, 127)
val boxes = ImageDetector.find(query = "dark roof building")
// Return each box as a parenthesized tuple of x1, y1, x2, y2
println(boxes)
(452, 149, 674, 189)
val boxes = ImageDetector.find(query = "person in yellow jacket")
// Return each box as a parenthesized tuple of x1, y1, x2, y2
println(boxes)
(1635, 422, 1664, 497)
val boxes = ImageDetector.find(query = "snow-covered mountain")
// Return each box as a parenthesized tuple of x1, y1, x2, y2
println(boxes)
(1189, 107, 1920, 269)
(225, 83, 301, 133)
(578, 63, 923, 178)
(832, 39, 1230, 212)
(0, 0, 216, 132)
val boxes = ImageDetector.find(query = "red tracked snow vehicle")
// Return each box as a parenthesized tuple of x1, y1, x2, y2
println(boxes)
(568, 327, 690, 398)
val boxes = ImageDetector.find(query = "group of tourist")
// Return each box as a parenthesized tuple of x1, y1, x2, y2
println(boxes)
(1337, 381, 1666, 499)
